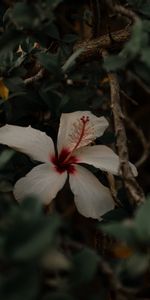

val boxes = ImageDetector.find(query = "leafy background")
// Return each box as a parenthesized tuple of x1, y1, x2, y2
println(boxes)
(0, 0, 150, 299)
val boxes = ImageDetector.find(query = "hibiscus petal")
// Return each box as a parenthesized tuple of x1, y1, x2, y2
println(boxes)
(57, 111, 108, 154)
(74, 145, 138, 176)
(14, 163, 67, 204)
(69, 165, 114, 219)
(0, 125, 54, 162)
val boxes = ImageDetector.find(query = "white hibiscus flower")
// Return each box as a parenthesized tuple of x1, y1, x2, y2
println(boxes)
(0, 111, 137, 219)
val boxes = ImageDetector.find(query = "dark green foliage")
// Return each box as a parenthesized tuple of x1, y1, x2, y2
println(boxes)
(101, 198, 150, 280)
(0, 0, 149, 299)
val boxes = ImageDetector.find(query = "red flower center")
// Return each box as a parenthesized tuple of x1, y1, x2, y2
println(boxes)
(50, 115, 90, 174)
(51, 148, 78, 174)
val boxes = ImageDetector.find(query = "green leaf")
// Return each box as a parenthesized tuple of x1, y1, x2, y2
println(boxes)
(71, 248, 99, 284)
(138, 1, 150, 17)
(0, 267, 40, 300)
(135, 198, 150, 242)
(0, 180, 13, 192)
(119, 253, 149, 278)
(4, 213, 61, 261)
(36, 52, 61, 73)
(101, 221, 137, 245)
(11, 3, 40, 29)
(46, 0, 63, 9)
(20, 197, 43, 217)
(102, 208, 129, 221)
(103, 55, 126, 71)
(0, 30, 25, 57)
(45, 23, 60, 40)
(0, 150, 14, 169)
(141, 48, 150, 67)
(121, 21, 144, 59)
(63, 34, 78, 44)
(43, 292, 74, 300)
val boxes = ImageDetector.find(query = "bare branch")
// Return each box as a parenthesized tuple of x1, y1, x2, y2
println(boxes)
(75, 28, 131, 60)
(127, 71, 150, 95)
(105, 1, 139, 22)
(125, 116, 150, 168)
(102, 50, 145, 206)
(114, 4, 140, 22)
(24, 68, 45, 85)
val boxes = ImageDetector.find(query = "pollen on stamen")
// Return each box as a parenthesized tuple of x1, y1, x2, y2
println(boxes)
(80, 115, 90, 123)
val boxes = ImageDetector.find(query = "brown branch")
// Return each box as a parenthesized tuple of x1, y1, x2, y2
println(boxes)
(102, 50, 145, 207)
(127, 71, 150, 96)
(105, 1, 139, 22)
(113, 4, 140, 22)
(125, 116, 150, 168)
(24, 68, 45, 85)
(106, 173, 122, 208)
(120, 89, 138, 106)
(75, 28, 131, 60)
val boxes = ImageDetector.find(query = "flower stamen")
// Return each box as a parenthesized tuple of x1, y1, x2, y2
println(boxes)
(63, 115, 90, 162)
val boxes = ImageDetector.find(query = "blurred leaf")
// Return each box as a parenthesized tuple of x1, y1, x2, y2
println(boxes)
(4, 210, 61, 261)
(0, 267, 40, 300)
(0, 150, 14, 169)
(46, 0, 63, 9)
(63, 34, 78, 44)
(119, 253, 149, 278)
(0, 30, 25, 57)
(135, 197, 150, 242)
(11, 3, 40, 29)
(36, 52, 61, 73)
(0, 180, 13, 192)
(104, 55, 126, 71)
(121, 21, 148, 59)
(101, 221, 137, 245)
(138, 1, 150, 17)
(42, 250, 71, 271)
(102, 207, 129, 221)
(0, 80, 9, 100)
(141, 47, 150, 67)
(71, 248, 99, 284)
(20, 197, 43, 217)
(43, 292, 74, 300)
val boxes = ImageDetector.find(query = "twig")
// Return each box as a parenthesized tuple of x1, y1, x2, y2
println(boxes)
(120, 90, 138, 106)
(106, 173, 122, 207)
(24, 68, 45, 85)
(125, 116, 150, 168)
(102, 50, 145, 207)
(98, 258, 136, 300)
(127, 71, 150, 95)
(105, 1, 139, 22)
(113, 4, 140, 22)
